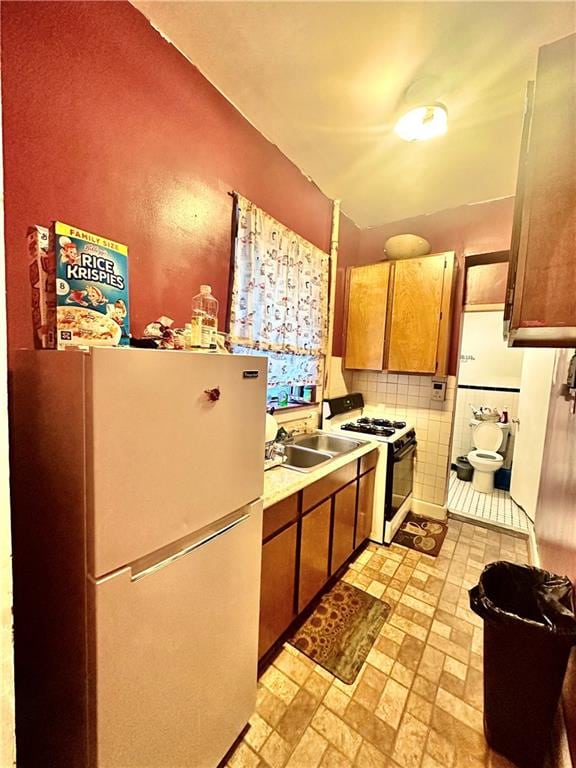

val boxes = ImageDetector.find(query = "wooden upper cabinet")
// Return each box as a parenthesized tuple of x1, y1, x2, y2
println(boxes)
(506, 33, 576, 347)
(465, 262, 509, 307)
(387, 253, 455, 374)
(344, 263, 390, 370)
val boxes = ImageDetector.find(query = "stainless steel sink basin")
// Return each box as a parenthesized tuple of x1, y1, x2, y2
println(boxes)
(282, 444, 333, 473)
(293, 433, 363, 455)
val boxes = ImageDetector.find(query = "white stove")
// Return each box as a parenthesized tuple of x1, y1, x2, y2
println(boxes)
(339, 416, 414, 442)
(322, 393, 417, 545)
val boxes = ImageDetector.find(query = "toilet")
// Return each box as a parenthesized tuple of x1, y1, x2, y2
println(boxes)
(467, 420, 510, 493)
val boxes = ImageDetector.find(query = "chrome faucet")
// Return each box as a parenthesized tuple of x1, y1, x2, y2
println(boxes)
(275, 426, 296, 444)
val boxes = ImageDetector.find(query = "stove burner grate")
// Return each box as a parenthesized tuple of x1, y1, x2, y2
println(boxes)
(341, 422, 396, 437)
(354, 417, 407, 430)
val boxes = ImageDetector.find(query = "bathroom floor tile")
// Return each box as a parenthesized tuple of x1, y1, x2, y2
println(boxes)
(447, 472, 531, 533)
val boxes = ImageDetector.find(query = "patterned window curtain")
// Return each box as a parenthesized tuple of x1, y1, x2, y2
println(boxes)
(229, 194, 329, 388)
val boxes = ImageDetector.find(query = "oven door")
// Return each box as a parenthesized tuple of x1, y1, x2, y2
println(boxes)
(387, 440, 416, 522)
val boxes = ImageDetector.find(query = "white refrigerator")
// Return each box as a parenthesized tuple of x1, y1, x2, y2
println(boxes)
(10, 347, 267, 768)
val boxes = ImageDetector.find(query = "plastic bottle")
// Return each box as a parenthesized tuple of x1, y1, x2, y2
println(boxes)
(500, 407, 509, 424)
(191, 285, 219, 350)
(183, 323, 193, 349)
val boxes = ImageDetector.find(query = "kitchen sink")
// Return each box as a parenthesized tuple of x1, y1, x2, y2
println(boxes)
(293, 433, 364, 455)
(282, 444, 333, 473)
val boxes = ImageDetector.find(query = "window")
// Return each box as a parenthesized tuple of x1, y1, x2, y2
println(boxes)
(229, 195, 329, 408)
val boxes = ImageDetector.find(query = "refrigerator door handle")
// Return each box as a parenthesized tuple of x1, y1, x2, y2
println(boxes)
(130, 508, 251, 581)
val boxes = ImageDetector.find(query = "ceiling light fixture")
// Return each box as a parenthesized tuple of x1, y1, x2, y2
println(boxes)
(394, 103, 448, 142)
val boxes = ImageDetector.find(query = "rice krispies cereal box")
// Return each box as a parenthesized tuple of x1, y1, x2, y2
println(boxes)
(51, 222, 130, 349)
(27, 225, 56, 348)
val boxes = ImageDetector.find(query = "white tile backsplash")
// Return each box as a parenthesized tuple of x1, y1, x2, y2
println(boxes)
(351, 371, 457, 508)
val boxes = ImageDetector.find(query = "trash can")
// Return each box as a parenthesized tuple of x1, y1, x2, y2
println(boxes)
(470, 562, 576, 768)
(455, 455, 473, 481)
(494, 467, 511, 491)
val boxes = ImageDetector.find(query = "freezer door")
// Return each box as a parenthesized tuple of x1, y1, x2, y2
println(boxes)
(89, 501, 262, 768)
(86, 349, 266, 577)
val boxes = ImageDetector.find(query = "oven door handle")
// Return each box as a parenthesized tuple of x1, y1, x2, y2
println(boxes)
(393, 442, 417, 462)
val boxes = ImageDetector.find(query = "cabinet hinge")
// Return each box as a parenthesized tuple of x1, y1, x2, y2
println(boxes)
(439, 311, 443, 320)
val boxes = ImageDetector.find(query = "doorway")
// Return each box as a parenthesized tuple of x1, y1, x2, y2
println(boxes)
(448, 255, 531, 532)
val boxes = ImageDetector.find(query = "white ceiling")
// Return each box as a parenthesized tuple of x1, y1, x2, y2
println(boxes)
(133, 1, 575, 227)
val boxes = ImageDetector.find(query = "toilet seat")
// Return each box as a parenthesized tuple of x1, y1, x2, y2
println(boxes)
(472, 422, 504, 452)
(468, 449, 502, 464)
(467, 421, 506, 493)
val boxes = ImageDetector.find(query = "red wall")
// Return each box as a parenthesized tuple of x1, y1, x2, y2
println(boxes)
(1, 1, 333, 349)
(333, 197, 515, 371)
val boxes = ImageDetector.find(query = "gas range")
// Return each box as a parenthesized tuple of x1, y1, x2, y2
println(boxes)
(321, 393, 415, 445)
(340, 417, 408, 440)
(322, 392, 417, 546)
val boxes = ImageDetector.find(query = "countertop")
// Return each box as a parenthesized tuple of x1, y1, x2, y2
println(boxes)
(263, 437, 379, 509)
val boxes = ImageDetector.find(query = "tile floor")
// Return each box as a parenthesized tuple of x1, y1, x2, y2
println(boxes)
(447, 472, 531, 533)
(228, 519, 532, 768)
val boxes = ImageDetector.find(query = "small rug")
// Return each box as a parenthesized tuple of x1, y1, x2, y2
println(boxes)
(392, 512, 448, 557)
(289, 581, 391, 684)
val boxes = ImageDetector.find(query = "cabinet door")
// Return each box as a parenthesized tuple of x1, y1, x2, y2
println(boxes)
(507, 34, 576, 346)
(355, 470, 375, 549)
(299, 500, 331, 612)
(302, 460, 356, 512)
(259, 524, 298, 659)
(331, 482, 357, 574)
(387, 254, 450, 374)
(504, 82, 534, 338)
(344, 263, 390, 370)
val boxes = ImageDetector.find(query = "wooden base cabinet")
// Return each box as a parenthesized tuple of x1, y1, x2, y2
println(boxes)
(258, 451, 377, 663)
(344, 252, 455, 374)
(331, 482, 357, 575)
(356, 470, 375, 548)
(259, 524, 297, 659)
(299, 500, 331, 612)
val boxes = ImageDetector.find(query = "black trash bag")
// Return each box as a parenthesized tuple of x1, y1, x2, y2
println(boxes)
(469, 561, 576, 768)
(470, 560, 576, 634)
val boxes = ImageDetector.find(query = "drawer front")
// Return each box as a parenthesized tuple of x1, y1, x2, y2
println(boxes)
(263, 495, 299, 540)
(302, 461, 356, 511)
(360, 449, 379, 475)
